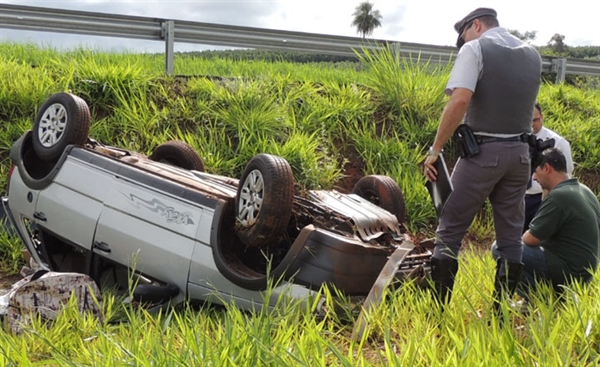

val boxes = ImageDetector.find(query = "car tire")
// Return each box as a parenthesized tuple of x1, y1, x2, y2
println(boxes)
(149, 140, 205, 171)
(32, 93, 91, 161)
(352, 175, 407, 224)
(235, 154, 294, 248)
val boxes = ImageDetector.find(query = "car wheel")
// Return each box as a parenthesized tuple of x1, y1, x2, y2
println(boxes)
(32, 93, 91, 161)
(149, 140, 205, 171)
(235, 154, 294, 248)
(352, 175, 407, 224)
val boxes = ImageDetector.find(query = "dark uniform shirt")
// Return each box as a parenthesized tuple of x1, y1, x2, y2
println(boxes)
(529, 178, 600, 284)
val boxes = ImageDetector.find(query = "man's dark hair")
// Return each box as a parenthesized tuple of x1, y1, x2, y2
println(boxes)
(538, 147, 567, 172)
(534, 102, 542, 114)
(478, 16, 499, 28)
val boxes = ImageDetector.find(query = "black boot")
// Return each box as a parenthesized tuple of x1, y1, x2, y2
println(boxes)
(430, 257, 459, 307)
(492, 258, 524, 319)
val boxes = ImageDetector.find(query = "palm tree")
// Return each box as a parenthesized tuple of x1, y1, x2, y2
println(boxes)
(351, 2, 383, 39)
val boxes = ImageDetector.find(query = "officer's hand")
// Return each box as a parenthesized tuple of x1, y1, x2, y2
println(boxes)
(424, 154, 439, 182)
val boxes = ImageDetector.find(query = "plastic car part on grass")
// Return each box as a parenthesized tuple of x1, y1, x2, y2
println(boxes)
(149, 140, 205, 172)
(32, 93, 91, 162)
(352, 175, 407, 224)
(235, 154, 294, 248)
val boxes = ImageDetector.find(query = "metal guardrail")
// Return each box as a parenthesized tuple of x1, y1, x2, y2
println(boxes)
(2, 3, 599, 82)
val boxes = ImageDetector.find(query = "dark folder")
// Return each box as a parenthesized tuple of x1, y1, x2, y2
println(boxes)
(425, 154, 453, 217)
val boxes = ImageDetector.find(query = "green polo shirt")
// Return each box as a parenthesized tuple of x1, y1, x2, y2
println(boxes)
(529, 178, 600, 284)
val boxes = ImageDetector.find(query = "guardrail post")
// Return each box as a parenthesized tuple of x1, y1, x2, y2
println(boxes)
(161, 21, 175, 75)
(551, 58, 567, 84)
(389, 42, 404, 59)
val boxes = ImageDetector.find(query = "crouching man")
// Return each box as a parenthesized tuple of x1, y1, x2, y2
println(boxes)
(513, 148, 599, 297)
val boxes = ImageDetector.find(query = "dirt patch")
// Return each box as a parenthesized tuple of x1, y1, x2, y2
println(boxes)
(0, 271, 22, 295)
(333, 139, 365, 193)
(579, 171, 600, 194)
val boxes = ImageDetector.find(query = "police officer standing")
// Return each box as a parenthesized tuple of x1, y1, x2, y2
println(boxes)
(423, 8, 542, 316)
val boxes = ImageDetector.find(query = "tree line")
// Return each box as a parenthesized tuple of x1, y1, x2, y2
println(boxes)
(508, 30, 600, 59)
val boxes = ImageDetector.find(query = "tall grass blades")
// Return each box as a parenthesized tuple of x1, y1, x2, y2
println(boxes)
(538, 84, 600, 174)
(268, 131, 343, 190)
(207, 79, 289, 161)
(175, 54, 369, 85)
(67, 50, 156, 112)
(0, 60, 58, 124)
(357, 45, 451, 144)
(0, 250, 598, 365)
(0, 216, 23, 272)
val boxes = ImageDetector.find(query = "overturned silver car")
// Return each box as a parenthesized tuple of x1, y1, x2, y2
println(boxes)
(2, 92, 431, 311)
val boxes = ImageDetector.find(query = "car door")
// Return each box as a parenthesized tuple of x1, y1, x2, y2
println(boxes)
(93, 175, 202, 294)
(34, 156, 106, 251)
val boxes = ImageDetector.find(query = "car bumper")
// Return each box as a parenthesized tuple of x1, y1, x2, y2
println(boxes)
(285, 226, 431, 295)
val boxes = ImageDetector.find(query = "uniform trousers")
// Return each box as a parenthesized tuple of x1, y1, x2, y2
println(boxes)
(433, 141, 530, 263)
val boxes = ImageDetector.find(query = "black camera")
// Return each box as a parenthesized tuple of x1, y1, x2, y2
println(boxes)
(528, 136, 555, 172)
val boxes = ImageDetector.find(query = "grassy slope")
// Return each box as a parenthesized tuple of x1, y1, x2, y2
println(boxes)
(0, 42, 599, 365)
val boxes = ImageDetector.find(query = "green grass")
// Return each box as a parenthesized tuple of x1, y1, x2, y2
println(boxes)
(537, 84, 600, 172)
(0, 252, 598, 366)
(0, 41, 599, 365)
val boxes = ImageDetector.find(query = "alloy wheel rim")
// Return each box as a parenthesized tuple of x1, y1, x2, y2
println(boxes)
(38, 103, 68, 148)
(238, 169, 264, 226)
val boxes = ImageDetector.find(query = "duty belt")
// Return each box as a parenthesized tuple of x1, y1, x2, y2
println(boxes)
(475, 133, 528, 144)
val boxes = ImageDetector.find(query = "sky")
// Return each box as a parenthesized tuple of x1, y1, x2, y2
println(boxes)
(1, 0, 599, 53)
